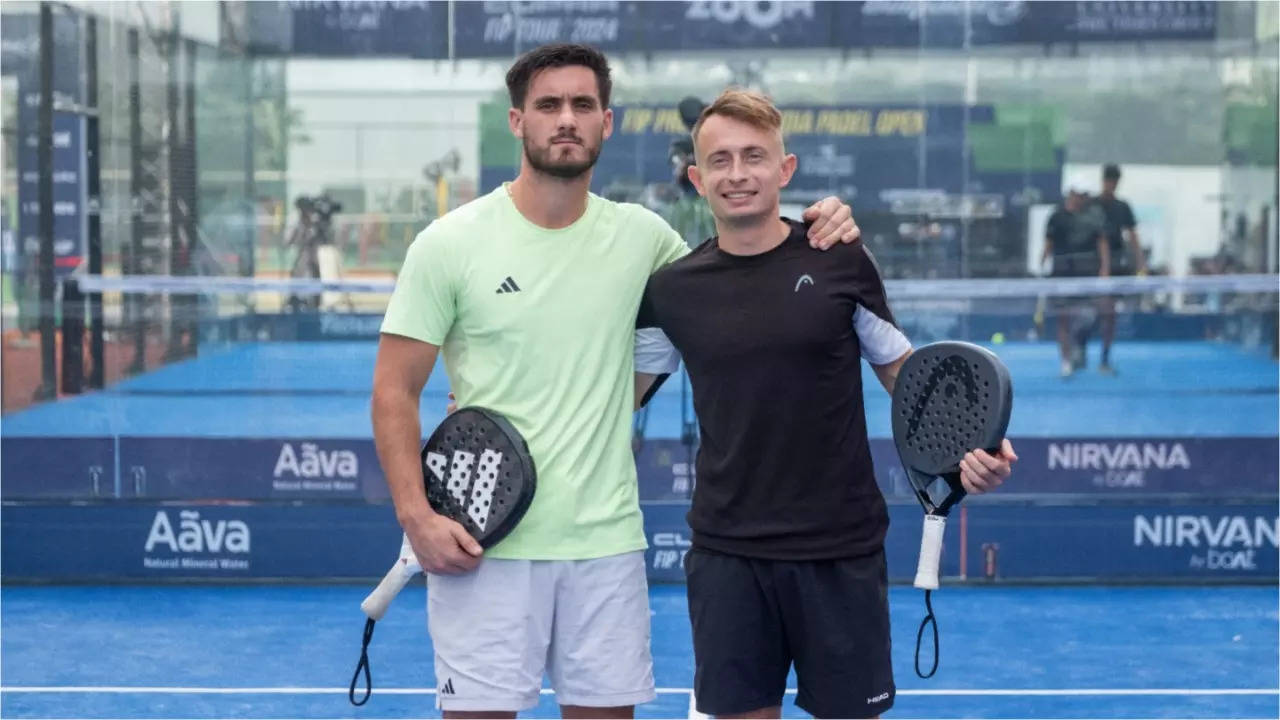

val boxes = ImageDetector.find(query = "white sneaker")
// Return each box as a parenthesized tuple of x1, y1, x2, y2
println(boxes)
(1060, 359, 1073, 378)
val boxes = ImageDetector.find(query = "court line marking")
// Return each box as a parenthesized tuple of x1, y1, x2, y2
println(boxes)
(1, 687, 1276, 696)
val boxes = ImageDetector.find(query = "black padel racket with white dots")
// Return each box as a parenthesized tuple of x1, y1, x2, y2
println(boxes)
(891, 342, 1011, 678)
(350, 407, 536, 705)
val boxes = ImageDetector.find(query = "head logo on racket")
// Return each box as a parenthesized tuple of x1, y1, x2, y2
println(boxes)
(891, 341, 1012, 678)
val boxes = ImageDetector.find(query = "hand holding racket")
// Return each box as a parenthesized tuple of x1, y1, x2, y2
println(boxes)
(350, 407, 537, 705)
(403, 509, 483, 575)
(957, 440, 1016, 495)
(891, 342, 1014, 678)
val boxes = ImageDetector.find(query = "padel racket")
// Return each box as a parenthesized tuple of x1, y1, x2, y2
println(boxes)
(891, 341, 1012, 677)
(349, 407, 536, 705)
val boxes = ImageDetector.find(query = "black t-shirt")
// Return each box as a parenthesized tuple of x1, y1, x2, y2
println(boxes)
(1046, 205, 1103, 278)
(636, 219, 902, 560)
(1096, 195, 1138, 269)
(1045, 208, 1073, 252)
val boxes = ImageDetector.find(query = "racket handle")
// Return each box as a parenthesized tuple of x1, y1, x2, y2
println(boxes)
(360, 535, 423, 621)
(913, 514, 946, 590)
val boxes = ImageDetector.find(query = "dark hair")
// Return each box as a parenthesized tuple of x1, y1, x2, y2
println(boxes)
(506, 44, 612, 109)
(1103, 163, 1122, 181)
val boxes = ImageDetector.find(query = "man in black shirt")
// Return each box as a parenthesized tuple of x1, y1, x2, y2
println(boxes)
(1094, 163, 1146, 375)
(1042, 190, 1110, 377)
(636, 90, 1017, 719)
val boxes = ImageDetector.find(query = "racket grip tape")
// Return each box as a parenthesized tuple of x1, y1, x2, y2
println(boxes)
(913, 514, 946, 590)
(360, 556, 423, 621)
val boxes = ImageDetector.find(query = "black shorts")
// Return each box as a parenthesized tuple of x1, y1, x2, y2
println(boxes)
(685, 546, 894, 718)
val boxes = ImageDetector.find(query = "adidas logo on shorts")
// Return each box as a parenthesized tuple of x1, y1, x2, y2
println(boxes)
(440, 678, 455, 695)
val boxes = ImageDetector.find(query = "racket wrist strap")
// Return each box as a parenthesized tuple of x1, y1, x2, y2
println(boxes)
(914, 590, 940, 679)
(349, 618, 376, 706)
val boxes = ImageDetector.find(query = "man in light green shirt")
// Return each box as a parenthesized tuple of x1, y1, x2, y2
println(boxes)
(372, 44, 859, 719)
(381, 183, 687, 561)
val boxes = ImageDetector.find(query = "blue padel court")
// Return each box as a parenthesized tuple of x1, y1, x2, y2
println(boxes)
(2, 584, 1278, 719)
(3, 340, 1275, 439)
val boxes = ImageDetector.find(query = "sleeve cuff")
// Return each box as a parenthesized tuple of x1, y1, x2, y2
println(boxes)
(854, 305, 912, 366)
(634, 328, 681, 375)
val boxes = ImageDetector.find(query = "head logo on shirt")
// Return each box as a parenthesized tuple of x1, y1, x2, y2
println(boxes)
(794, 274, 815, 292)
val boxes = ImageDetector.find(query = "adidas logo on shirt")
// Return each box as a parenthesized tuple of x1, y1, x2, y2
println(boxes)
(495, 276, 521, 294)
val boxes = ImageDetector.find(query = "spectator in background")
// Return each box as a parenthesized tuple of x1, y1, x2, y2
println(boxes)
(1043, 189, 1110, 378)
(662, 97, 717, 251)
(1093, 163, 1146, 375)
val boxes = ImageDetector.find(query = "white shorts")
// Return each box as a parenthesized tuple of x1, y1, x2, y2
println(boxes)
(426, 550, 655, 712)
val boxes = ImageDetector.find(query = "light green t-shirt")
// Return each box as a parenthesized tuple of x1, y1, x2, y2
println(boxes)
(381, 185, 688, 560)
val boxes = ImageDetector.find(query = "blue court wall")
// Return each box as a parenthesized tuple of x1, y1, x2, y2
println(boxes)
(3, 434, 1276, 582)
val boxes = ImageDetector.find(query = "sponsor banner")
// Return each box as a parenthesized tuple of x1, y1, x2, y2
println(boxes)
(867, 437, 1278, 498)
(648, 502, 1278, 582)
(286, 0, 448, 57)
(483, 102, 1060, 212)
(635, 439, 696, 502)
(452, 1, 645, 58)
(3, 435, 1272, 501)
(2, 501, 1273, 581)
(836, 1, 1217, 48)
(305, 312, 386, 340)
(599, 103, 967, 211)
(0, 437, 115, 500)
(975, 437, 1278, 495)
(642, 502, 692, 582)
(1, 503, 400, 580)
(10, 9, 88, 278)
(117, 438, 386, 501)
(1033, 0, 1218, 43)
(636, 1, 838, 51)
(639, 437, 1278, 503)
(198, 312, 386, 345)
(594, 103, 978, 213)
(837, 0, 1029, 48)
(297, 2, 1219, 58)
(964, 504, 1279, 579)
(643, 502, 965, 583)
(18, 112, 88, 276)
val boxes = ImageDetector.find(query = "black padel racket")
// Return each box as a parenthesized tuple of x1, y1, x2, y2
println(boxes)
(350, 407, 536, 704)
(891, 342, 1012, 678)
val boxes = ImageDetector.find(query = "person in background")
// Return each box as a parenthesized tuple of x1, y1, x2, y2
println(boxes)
(1043, 189, 1110, 378)
(1093, 163, 1145, 375)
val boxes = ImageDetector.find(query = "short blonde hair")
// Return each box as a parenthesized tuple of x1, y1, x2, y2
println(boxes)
(691, 88, 782, 151)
